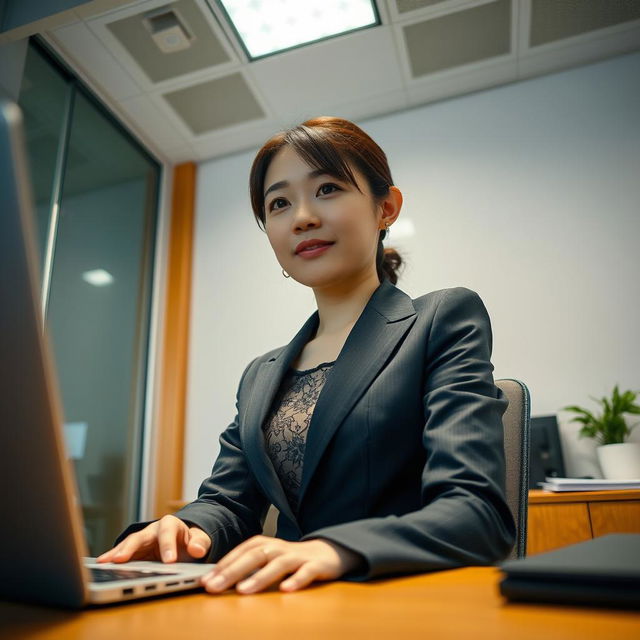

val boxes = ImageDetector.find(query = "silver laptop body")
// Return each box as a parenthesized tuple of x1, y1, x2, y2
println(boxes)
(0, 100, 213, 608)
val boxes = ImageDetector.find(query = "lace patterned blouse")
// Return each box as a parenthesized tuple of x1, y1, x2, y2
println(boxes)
(263, 361, 335, 510)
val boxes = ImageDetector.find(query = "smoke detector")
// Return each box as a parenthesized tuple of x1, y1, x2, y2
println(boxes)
(143, 8, 194, 54)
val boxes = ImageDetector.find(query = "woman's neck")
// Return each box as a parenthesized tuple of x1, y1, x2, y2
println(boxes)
(312, 271, 381, 338)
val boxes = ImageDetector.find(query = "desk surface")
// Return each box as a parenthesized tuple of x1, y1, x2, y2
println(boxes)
(1, 567, 638, 640)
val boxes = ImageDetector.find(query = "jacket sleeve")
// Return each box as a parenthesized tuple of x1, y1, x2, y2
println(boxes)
(173, 358, 269, 562)
(302, 287, 516, 579)
(114, 358, 269, 562)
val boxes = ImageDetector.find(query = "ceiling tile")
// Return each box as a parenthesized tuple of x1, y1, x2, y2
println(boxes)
(49, 21, 143, 100)
(105, 0, 230, 83)
(395, 0, 449, 13)
(403, 0, 511, 78)
(118, 94, 187, 149)
(163, 72, 266, 134)
(530, 0, 640, 47)
(249, 26, 403, 122)
(190, 120, 280, 159)
(519, 25, 640, 80)
(406, 57, 517, 106)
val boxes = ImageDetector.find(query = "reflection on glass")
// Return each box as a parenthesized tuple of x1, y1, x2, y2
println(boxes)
(17, 45, 69, 275)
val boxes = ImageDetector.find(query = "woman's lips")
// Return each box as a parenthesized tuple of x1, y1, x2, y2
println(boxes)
(295, 240, 334, 259)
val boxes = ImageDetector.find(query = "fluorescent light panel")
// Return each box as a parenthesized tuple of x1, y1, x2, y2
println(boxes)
(217, 0, 379, 59)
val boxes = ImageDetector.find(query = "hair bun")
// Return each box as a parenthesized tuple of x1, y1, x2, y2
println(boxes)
(381, 247, 403, 285)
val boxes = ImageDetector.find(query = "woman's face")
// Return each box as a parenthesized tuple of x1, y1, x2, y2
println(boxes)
(263, 146, 383, 291)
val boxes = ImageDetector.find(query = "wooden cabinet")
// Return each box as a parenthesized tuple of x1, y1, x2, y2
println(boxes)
(527, 489, 640, 555)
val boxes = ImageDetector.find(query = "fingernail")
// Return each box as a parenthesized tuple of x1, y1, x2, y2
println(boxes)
(280, 579, 295, 591)
(113, 551, 123, 559)
(208, 575, 225, 590)
(163, 550, 175, 562)
(237, 579, 255, 592)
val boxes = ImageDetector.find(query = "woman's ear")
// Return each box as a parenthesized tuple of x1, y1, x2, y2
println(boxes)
(378, 186, 403, 230)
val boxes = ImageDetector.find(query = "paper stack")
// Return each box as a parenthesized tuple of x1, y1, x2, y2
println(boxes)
(541, 477, 640, 492)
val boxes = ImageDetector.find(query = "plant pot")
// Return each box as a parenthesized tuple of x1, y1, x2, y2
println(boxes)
(596, 442, 640, 479)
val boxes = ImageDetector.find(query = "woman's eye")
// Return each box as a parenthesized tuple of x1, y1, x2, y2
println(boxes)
(268, 197, 289, 212)
(318, 183, 340, 196)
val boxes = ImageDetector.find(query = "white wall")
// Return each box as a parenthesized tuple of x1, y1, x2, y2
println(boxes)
(184, 52, 640, 498)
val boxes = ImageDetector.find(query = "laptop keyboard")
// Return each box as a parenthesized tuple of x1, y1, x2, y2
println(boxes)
(90, 567, 179, 583)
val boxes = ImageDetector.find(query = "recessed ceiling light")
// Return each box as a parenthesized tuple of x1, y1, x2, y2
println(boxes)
(216, 0, 380, 60)
(82, 269, 114, 287)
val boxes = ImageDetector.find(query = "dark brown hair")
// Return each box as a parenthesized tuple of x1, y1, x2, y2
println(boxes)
(249, 116, 403, 284)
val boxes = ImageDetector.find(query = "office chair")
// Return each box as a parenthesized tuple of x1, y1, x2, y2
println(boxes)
(496, 378, 531, 559)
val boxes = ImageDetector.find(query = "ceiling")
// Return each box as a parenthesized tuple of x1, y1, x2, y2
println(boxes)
(4, 0, 640, 164)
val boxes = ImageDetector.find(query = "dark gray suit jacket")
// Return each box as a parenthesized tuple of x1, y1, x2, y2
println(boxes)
(168, 281, 515, 579)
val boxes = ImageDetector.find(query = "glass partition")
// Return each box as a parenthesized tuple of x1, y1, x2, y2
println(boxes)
(15, 44, 69, 278)
(17, 40, 160, 555)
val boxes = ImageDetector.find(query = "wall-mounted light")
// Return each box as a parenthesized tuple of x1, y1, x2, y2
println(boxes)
(82, 269, 114, 287)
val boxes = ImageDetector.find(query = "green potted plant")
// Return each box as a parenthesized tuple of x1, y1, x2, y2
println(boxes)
(564, 385, 640, 479)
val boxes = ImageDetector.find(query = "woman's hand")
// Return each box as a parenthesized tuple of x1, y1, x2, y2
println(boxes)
(200, 535, 363, 594)
(96, 515, 212, 564)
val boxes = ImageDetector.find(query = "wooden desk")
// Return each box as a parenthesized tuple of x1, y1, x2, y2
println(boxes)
(0, 568, 638, 640)
(527, 489, 640, 555)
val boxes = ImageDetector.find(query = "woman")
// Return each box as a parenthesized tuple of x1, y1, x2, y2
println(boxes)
(98, 117, 515, 594)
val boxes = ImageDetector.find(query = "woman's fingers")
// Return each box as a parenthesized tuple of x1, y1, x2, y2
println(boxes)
(156, 515, 187, 563)
(200, 538, 353, 595)
(280, 563, 319, 592)
(186, 526, 211, 559)
(202, 545, 271, 593)
(97, 524, 160, 563)
(211, 535, 268, 572)
(96, 548, 118, 563)
(235, 555, 301, 594)
(97, 516, 211, 564)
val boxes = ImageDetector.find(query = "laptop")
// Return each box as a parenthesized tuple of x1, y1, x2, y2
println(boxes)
(0, 100, 214, 608)
(500, 534, 640, 609)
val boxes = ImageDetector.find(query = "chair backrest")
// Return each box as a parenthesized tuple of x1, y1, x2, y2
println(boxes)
(496, 378, 531, 559)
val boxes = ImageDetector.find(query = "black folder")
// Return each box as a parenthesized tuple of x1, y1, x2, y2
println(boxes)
(499, 534, 640, 609)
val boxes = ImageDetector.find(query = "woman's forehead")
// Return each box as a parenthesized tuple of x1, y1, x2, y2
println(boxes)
(265, 146, 315, 181)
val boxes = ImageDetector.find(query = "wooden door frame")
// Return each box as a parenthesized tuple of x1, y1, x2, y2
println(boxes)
(150, 162, 196, 518)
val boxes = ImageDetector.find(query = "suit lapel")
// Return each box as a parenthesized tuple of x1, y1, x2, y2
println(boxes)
(298, 281, 417, 504)
(241, 312, 319, 525)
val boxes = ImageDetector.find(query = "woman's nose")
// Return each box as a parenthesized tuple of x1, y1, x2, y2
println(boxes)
(292, 202, 320, 231)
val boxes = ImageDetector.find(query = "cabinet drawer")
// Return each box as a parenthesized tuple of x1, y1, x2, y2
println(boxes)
(527, 503, 592, 555)
(589, 500, 640, 537)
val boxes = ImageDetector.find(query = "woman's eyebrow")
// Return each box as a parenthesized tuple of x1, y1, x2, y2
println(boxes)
(264, 169, 330, 198)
